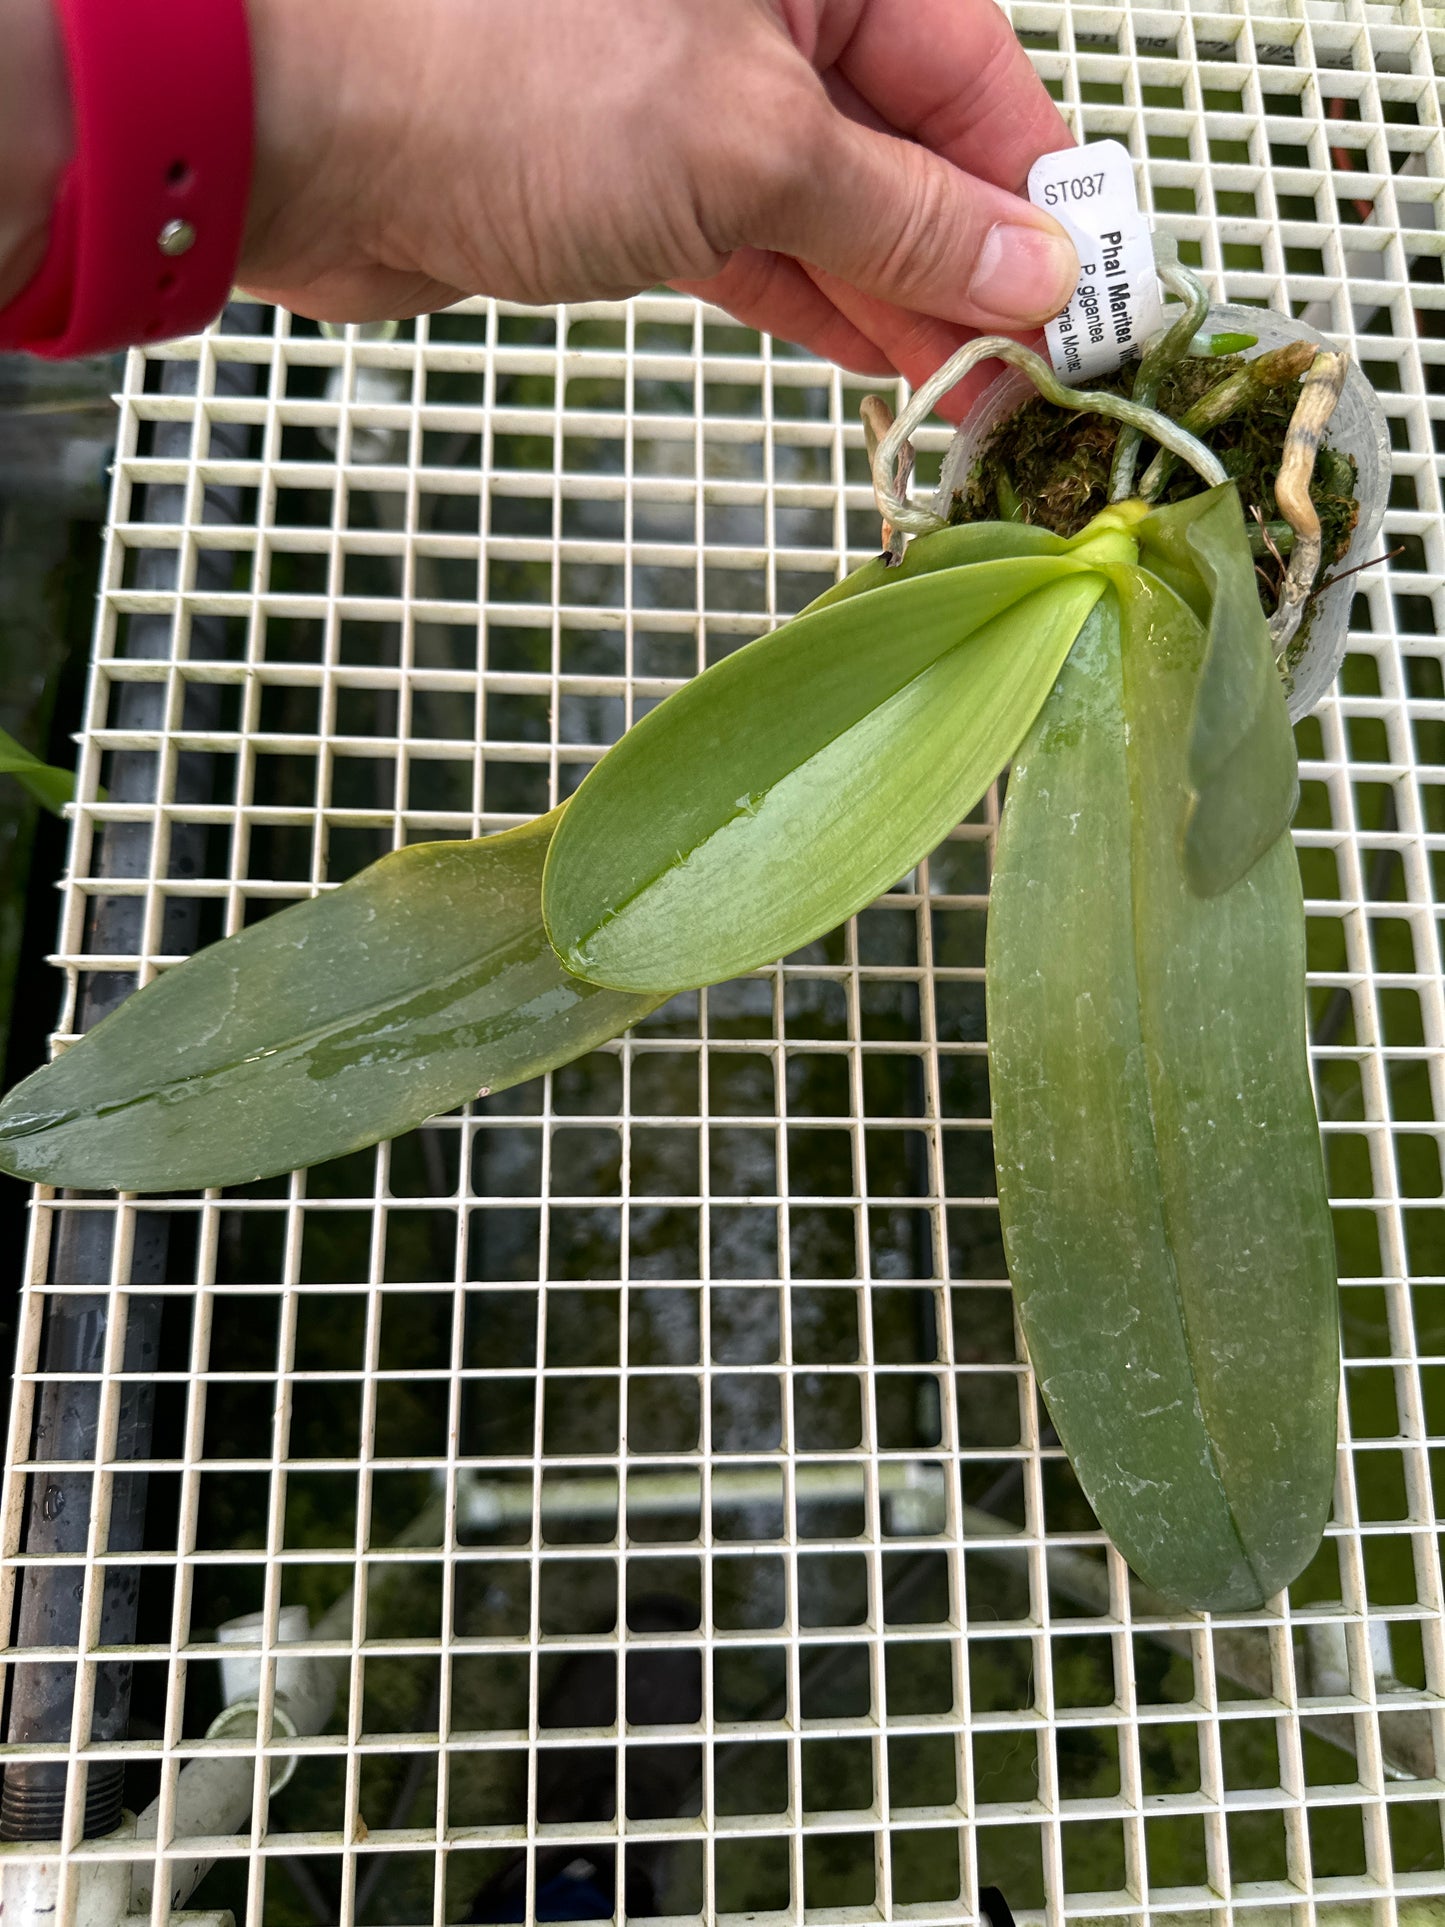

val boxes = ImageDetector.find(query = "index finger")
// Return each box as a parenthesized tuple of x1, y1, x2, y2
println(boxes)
(827, 0, 1073, 191)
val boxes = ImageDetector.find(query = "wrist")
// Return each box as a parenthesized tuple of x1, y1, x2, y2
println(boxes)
(240, 0, 369, 285)
(240, 0, 439, 319)
(0, 0, 73, 308)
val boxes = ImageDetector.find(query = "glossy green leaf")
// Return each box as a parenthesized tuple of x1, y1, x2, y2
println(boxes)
(544, 546, 1115, 994)
(0, 812, 659, 1194)
(0, 726, 85, 814)
(1136, 484, 1298, 895)
(987, 577, 1337, 1613)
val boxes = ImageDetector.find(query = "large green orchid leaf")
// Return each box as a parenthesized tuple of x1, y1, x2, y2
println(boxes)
(544, 550, 1111, 995)
(1135, 484, 1299, 896)
(0, 812, 659, 1194)
(987, 574, 1337, 1613)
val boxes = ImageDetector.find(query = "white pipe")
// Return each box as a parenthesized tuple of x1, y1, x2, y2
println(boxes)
(126, 1607, 337, 1918)
(453, 1457, 949, 1535)
(318, 318, 405, 465)
(0, 1815, 134, 1927)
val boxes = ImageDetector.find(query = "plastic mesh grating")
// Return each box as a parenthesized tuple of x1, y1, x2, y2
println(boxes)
(6, 1, 1445, 1921)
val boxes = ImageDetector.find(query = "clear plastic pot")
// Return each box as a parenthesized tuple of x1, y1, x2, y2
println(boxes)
(931, 305, 1390, 722)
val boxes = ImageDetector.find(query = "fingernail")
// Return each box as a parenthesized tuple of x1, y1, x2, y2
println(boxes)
(970, 222, 1079, 324)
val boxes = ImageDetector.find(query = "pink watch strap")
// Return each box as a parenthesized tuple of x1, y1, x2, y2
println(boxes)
(0, 0, 254, 359)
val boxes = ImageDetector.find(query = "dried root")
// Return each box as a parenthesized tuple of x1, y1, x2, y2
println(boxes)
(1267, 351, 1349, 658)
(860, 395, 913, 562)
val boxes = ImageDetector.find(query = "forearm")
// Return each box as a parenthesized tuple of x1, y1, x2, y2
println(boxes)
(1, 0, 1073, 384)
(0, 0, 72, 308)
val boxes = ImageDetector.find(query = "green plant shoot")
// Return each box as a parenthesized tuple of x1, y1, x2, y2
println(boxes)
(0, 726, 91, 815)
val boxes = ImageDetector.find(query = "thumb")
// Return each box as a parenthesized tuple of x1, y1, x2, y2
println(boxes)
(758, 109, 1078, 331)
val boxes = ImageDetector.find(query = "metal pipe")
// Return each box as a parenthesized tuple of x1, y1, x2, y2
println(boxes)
(2, 306, 265, 1844)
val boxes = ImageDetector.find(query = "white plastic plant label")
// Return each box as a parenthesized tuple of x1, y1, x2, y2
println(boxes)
(1026, 140, 1164, 384)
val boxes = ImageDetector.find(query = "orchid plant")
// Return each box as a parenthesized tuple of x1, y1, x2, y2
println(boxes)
(0, 301, 1363, 1614)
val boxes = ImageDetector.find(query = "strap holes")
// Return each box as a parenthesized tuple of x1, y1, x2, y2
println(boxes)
(166, 160, 193, 192)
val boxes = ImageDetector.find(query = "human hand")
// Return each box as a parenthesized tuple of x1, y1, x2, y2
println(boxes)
(240, 0, 1078, 412)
